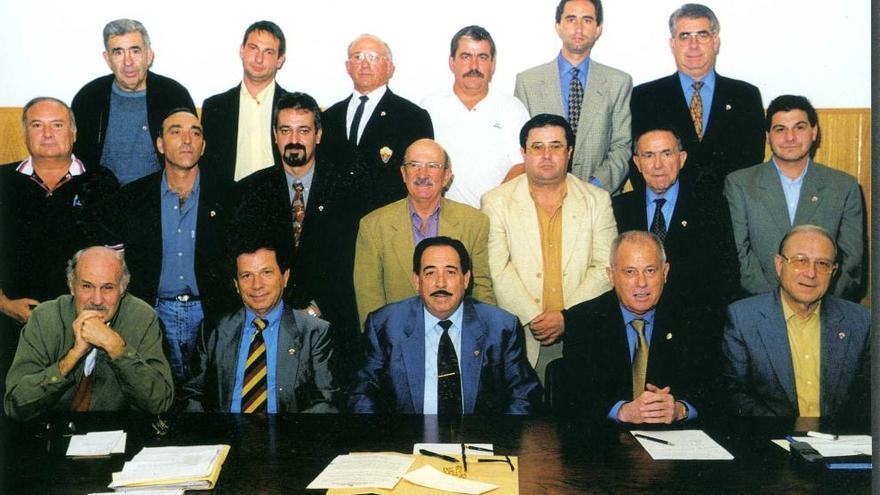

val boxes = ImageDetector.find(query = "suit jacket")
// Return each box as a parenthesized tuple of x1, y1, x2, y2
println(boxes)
(480, 174, 617, 366)
(563, 291, 705, 422)
(721, 291, 870, 417)
(630, 72, 764, 194)
(200, 82, 287, 186)
(349, 297, 541, 415)
(515, 58, 632, 192)
(724, 160, 865, 301)
(71, 71, 196, 170)
(181, 304, 339, 413)
(321, 88, 433, 210)
(353, 197, 495, 328)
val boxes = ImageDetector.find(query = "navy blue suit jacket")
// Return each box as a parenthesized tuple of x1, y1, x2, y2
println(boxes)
(349, 297, 541, 415)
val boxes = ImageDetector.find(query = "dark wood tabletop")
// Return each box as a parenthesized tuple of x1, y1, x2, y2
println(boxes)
(0, 413, 871, 494)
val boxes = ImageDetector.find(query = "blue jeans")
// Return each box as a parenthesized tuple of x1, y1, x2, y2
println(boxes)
(155, 299, 204, 383)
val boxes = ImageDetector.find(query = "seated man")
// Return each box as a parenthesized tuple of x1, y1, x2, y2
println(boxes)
(722, 225, 870, 417)
(5, 246, 173, 420)
(350, 236, 541, 415)
(563, 231, 701, 424)
(182, 238, 338, 413)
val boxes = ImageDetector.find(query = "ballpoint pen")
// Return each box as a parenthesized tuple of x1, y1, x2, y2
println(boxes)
(419, 449, 457, 463)
(461, 443, 468, 472)
(634, 433, 673, 446)
(465, 445, 493, 453)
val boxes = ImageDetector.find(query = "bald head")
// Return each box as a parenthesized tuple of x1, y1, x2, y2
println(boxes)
(346, 33, 395, 94)
(67, 246, 130, 321)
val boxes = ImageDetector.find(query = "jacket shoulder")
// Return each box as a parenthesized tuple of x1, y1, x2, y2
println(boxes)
(633, 74, 678, 95)
(516, 59, 555, 79)
(589, 59, 632, 83)
(72, 75, 114, 103)
(147, 71, 190, 92)
(360, 198, 406, 224)
(202, 85, 239, 108)
(810, 162, 859, 185)
(715, 74, 761, 95)
(728, 292, 776, 317)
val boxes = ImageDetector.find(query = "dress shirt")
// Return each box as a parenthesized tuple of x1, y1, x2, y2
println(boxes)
(645, 180, 680, 230)
(556, 53, 589, 121)
(678, 70, 715, 134)
(781, 292, 821, 417)
(157, 171, 200, 298)
(346, 85, 387, 145)
(234, 82, 276, 182)
(231, 302, 283, 413)
(421, 88, 530, 208)
(533, 191, 566, 313)
(773, 159, 810, 224)
(284, 165, 315, 207)
(408, 199, 441, 244)
(422, 303, 464, 414)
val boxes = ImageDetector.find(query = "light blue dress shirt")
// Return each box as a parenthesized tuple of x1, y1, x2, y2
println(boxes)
(284, 165, 315, 207)
(231, 302, 283, 413)
(773, 158, 810, 224)
(556, 53, 590, 121)
(645, 180, 680, 230)
(423, 303, 464, 414)
(157, 172, 200, 297)
(678, 70, 716, 135)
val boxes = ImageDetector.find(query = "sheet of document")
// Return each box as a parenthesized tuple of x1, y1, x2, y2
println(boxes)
(110, 445, 221, 486)
(66, 430, 126, 456)
(403, 465, 499, 494)
(771, 439, 791, 452)
(413, 443, 494, 456)
(89, 490, 184, 495)
(307, 453, 414, 490)
(790, 435, 872, 457)
(631, 430, 734, 460)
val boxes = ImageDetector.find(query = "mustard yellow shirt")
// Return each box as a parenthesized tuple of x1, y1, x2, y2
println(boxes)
(234, 82, 276, 182)
(532, 188, 566, 312)
(781, 292, 821, 417)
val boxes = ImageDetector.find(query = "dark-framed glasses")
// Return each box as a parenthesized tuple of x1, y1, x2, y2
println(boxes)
(780, 254, 836, 274)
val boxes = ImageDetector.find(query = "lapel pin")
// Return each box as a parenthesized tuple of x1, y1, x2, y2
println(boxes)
(680, 220, 687, 227)
(288, 348, 297, 355)
(380, 111, 386, 117)
(473, 350, 480, 357)
(209, 210, 216, 217)
(811, 196, 818, 203)
(725, 104, 732, 110)
(838, 332, 846, 340)
(666, 333, 673, 340)
(318, 205, 324, 212)
(379, 146, 393, 164)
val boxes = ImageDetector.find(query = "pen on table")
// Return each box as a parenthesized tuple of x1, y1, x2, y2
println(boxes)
(461, 443, 468, 472)
(634, 433, 673, 446)
(465, 445, 494, 453)
(806, 431, 838, 441)
(419, 449, 457, 463)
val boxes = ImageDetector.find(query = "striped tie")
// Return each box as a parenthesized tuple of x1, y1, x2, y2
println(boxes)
(241, 318, 269, 413)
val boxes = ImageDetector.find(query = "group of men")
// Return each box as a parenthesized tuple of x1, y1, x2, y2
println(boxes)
(0, 1, 870, 423)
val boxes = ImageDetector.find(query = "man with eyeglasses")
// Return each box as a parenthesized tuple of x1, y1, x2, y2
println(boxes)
(721, 225, 869, 417)
(354, 139, 494, 328)
(321, 34, 433, 212)
(724, 95, 864, 301)
(481, 114, 616, 386)
(630, 3, 764, 195)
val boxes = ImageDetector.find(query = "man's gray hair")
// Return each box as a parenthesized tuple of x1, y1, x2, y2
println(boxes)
(668, 3, 720, 35)
(609, 231, 667, 267)
(66, 246, 131, 293)
(21, 96, 76, 131)
(347, 33, 393, 61)
(103, 18, 151, 50)
(777, 224, 838, 261)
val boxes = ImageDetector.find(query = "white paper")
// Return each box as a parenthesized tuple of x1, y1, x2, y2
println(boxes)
(109, 445, 223, 488)
(307, 453, 414, 490)
(771, 439, 791, 452)
(89, 490, 184, 495)
(403, 465, 499, 494)
(66, 430, 126, 457)
(631, 430, 734, 460)
(413, 443, 494, 456)
(791, 435, 872, 457)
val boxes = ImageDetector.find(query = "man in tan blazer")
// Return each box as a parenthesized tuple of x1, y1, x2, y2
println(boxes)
(354, 139, 494, 329)
(482, 114, 616, 384)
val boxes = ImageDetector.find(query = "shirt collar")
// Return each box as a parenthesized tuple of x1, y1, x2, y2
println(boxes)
(16, 155, 85, 177)
(244, 301, 285, 333)
(678, 69, 716, 92)
(353, 84, 388, 101)
(780, 289, 821, 322)
(408, 198, 442, 219)
(646, 179, 680, 204)
(423, 300, 465, 334)
(619, 303, 656, 328)
(160, 169, 201, 197)
(556, 52, 590, 75)
(772, 158, 811, 184)
(240, 80, 276, 104)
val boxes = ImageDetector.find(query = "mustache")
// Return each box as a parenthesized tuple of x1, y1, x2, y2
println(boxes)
(284, 143, 306, 153)
(413, 177, 434, 186)
(84, 303, 109, 312)
(463, 69, 484, 78)
(431, 290, 453, 297)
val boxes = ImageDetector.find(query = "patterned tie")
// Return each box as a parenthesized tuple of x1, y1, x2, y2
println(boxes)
(631, 318, 649, 400)
(348, 95, 369, 147)
(241, 318, 269, 413)
(650, 198, 668, 241)
(568, 67, 584, 134)
(690, 81, 705, 140)
(437, 320, 462, 416)
(69, 373, 93, 412)
(291, 182, 305, 247)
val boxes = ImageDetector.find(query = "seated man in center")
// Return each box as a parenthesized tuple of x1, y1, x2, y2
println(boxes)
(349, 236, 541, 415)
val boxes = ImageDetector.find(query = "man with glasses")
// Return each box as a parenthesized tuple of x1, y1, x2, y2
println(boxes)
(354, 139, 494, 328)
(724, 95, 864, 301)
(630, 4, 764, 195)
(481, 114, 616, 385)
(721, 225, 869, 417)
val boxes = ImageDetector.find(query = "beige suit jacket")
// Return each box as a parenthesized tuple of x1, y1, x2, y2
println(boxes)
(354, 197, 495, 328)
(481, 174, 616, 365)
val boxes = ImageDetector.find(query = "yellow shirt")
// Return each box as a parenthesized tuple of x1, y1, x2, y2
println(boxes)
(234, 82, 276, 182)
(532, 188, 566, 312)
(781, 292, 821, 417)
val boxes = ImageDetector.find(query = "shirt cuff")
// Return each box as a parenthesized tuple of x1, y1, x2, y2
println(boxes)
(608, 400, 627, 422)
(588, 176, 602, 187)
(680, 400, 698, 421)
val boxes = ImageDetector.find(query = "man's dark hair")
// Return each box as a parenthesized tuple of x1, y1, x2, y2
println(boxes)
(633, 125, 683, 155)
(229, 234, 291, 275)
(273, 92, 322, 131)
(765, 94, 820, 156)
(449, 25, 496, 59)
(555, 0, 604, 25)
(519, 113, 575, 151)
(412, 236, 472, 275)
(242, 20, 286, 56)
(160, 107, 199, 134)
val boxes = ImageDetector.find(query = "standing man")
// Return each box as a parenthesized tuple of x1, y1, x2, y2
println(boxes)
(99, 109, 229, 383)
(421, 25, 530, 208)
(201, 21, 288, 186)
(321, 34, 433, 210)
(515, 0, 632, 193)
(724, 95, 864, 301)
(72, 19, 195, 185)
(481, 114, 617, 384)
(630, 4, 764, 194)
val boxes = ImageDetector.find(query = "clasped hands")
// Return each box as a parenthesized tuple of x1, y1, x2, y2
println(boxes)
(59, 310, 125, 377)
(617, 384, 688, 424)
(529, 310, 564, 345)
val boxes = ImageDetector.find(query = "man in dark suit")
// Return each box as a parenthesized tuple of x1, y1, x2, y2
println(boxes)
(349, 236, 541, 415)
(182, 238, 338, 413)
(201, 21, 288, 187)
(320, 34, 433, 211)
(721, 225, 870, 417)
(563, 231, 702, 424)
(630, 4, 764, 194)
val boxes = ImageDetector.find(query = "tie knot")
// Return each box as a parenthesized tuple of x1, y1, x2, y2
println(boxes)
(571, 67, 580, 77)
(438, 320, 453, 332)
(631, 318, 645, 334)
(654, 198, 666, 207)
(253, 318, 268, 332)
(692, 81, 704, 91)
(358, 95, 369, 103)
(293, 182, 304, 192)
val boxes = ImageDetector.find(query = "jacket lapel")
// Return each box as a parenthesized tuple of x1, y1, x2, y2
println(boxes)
(460, 301, 486, 414)
(539, 61, 564, 115)
(756, 162, 793, 235)
(391, 200, 417, 292)
(792, 164, 825, 225)
(577, 60, 604, 136)
(401, 299, 426, 413)
(218, 309, 246, 411)
(275, 307, 304, 413)
(755, 293, 797, 409)
(358, 90, 392, 151)
(560, 176, 586, 273)
(512, 177, 544, 270)
(819, 299, 848, 415)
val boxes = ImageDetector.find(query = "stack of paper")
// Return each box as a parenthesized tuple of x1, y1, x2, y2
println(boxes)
(108, 445, 230, 491)
(790, 435, 872, 457)
(66, 430, 126, 457)
(307, 453, 414, 490)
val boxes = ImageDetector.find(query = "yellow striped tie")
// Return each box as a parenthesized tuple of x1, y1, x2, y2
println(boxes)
(241, 318, 268, 413)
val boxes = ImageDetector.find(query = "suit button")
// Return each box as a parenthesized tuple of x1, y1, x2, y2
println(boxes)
(536, 273, 542, 278)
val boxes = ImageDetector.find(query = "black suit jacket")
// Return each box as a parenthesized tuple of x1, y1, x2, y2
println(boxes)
(201, 82, 288, 187)
(630, 73, 764, 194)
(320, 88, 433, 210)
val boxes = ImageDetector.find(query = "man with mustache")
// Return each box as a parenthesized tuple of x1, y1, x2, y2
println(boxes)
(420, 25, 530, 208)
(5, 246, 173, 420)
(350, 236, 540, 415)
(353, 139, 495, 329)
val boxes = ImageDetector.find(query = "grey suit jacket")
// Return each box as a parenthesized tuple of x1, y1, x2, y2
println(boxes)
(721, 291, 870, 417)
(182, 304, 339, 413)
(724, 160, 864, 300)
(514, 58, 632, 192)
